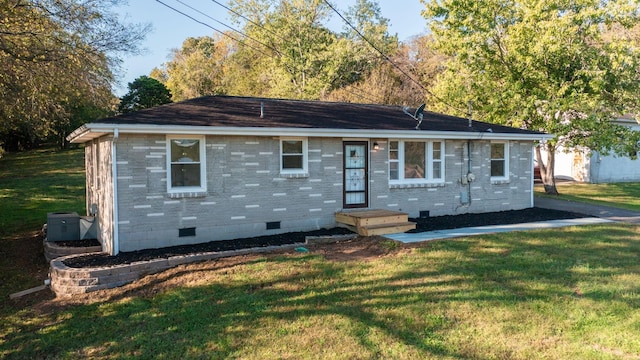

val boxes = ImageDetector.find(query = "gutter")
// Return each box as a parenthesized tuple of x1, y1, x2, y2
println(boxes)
(69, 123, 555, 143)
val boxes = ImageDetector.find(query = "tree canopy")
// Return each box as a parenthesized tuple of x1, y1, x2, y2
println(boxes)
(423, 0, 640, 194)
(118, 76, 172, 113)
(153, 0, 430, 105)
(0, 0, 149, 151)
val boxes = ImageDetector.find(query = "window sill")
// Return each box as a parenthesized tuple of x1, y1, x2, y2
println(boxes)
(390, 182, 445, 189)
(167, 191, 208, 199)
(280, 172, 309, 179)
(490, 178, 510, 185)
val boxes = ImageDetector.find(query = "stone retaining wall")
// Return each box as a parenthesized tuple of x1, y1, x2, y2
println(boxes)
(44, 240, 103, 262)
(50, 235, 356, 297)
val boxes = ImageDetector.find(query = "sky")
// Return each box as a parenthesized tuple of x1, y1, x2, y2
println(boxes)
(114, 0, 428, 96)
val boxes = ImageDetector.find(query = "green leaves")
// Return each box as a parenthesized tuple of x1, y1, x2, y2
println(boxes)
(0, 0, 150, 151)
(118, 76, 172, 114)
(424, 0, 640, 192)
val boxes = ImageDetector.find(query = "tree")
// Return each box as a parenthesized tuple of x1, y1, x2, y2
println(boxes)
(153, 36, 230, 102)
(424, 0, 640, 194)
(326, 34, 446, 106)
(118, 76, 172, 113)
(228, 0, 338, 99)
(224, 0, 399, 101)
(0, 0, 149, 151)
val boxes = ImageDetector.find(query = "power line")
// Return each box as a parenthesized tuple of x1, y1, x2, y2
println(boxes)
(174, 0, 282, 56)
(154, 0, 382, 104)
(210, 0, 289, 44)
(154, 0, 268, 55)
(322, 0, 464, 113)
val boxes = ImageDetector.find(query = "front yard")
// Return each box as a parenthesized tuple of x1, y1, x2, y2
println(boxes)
(2, 223, 640, 359)
(1, 149, 639, 359)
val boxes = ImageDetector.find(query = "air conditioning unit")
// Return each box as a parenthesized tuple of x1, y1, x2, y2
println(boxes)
(47, 212, 80, 242)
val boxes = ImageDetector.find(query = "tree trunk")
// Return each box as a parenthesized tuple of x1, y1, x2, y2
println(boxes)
(535, 144, 559, 195)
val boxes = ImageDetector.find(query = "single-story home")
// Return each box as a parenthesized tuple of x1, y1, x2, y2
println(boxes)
(67, 95, 551, 255)
(552, 117, 640, 183)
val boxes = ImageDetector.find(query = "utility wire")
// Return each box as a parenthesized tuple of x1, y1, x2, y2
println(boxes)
(154, 0, 267, 55)
(155, 0, 381, 104)
(210, 0, 289, 44)
(175, 0, 281, 56)
(322, 0, 465, 113)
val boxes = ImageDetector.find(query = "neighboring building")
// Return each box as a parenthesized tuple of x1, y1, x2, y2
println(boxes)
(552, 117, 640, 183)
(67, 96, 550, 255)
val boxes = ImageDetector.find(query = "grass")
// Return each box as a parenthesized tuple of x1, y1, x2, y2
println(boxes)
(1, 148, 639, 358)
(1, 223, 640, 359)
(0, 147, 86, 310)
(535, 182, 640, 212)
(0, 147, 86, 238)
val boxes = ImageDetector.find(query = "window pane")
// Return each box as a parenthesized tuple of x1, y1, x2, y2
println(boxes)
(282, 154, 303, 169)
(404, 142, 425, 179)
(283, 140, 302, 154)
(346, 169, 365, 191)
(491, 143, 504, 159)
(171, 164, 201, 187)
(171, 139, 200, 162)
(491, 160, 505, 177)
(432, 161, 442, 179)
(389, 162, 398, 180)
(433, 141, 441, 159)
(345, 145, 365, 168)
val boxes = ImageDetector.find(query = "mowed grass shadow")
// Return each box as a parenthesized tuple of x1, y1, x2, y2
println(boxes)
(3, 223, 640, 359)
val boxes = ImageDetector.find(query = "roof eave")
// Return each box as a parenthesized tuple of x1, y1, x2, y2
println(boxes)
(68, 123, 554, 143)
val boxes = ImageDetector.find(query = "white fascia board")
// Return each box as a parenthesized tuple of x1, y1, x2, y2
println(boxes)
(71, 123, 554, 143)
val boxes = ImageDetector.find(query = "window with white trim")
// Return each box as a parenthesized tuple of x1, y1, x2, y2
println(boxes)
(167, 136, 206, 192)
(490, 141, 509, 180)
(389, 140, 445, 184)
(280, 138, 308, 174)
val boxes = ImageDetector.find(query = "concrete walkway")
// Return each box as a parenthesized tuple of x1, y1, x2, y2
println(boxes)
(386, 196, 640, 244)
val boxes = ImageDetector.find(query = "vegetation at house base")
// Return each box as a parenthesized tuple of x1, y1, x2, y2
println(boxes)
(0, 0, 149, 152)
(118, 76, 172, 113)
(2, 224, 640, 359)
(423, 0, 640, 195)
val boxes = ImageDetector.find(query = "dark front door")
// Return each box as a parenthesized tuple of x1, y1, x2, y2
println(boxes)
(343, 141, 368, 208)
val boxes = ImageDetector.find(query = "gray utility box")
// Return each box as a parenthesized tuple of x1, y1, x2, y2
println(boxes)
(47, 212, 80, 242)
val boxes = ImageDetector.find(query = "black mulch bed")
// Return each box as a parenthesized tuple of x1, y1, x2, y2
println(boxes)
(408, 207, 588, 233)
(63, 207, 588, 268)
(63, 227, 354, 268)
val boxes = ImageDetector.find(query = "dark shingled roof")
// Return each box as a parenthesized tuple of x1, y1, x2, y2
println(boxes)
(96, 95, 543, 135)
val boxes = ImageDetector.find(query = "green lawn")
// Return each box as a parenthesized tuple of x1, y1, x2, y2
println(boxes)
(0, 148, 86, 309)
(2, 223, 639, 359)
(2, 149, 639, 359)
(536, 182, 640, 212)
(0, 147, 86, 238)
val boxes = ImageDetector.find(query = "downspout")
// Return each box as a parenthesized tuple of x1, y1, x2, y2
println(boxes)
(467, 140, 472, 207)
(530, 145, 535, 208)
(112, 128, 120, 255)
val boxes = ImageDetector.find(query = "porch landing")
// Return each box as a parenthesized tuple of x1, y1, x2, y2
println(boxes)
(336, 209, 416, 236)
